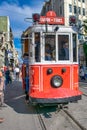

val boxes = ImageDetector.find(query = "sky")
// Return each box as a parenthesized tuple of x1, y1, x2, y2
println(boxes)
(0, 0, 45, 61)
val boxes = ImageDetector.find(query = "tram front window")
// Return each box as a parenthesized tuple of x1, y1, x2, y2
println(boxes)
(58, 35, 69, 60)
(45, 35, 56, 61)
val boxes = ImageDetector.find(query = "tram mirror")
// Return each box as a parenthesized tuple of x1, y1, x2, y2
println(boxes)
(54, 26, 59, 32)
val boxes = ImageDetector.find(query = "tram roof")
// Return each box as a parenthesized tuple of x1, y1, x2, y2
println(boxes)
(31, 24, 77, 33)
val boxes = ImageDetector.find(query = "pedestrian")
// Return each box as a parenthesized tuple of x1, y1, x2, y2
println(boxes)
(14, 65, 20, 81)
(9, 67, 13, 83)
(5, 67, 11, 86)
(0, 118, 4, 123)
(0, 69, 4, 107)
(79, 65, 85, 80)
(0, 70, 5, 123)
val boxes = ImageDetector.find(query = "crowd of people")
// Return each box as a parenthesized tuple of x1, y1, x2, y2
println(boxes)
(0, 65, 20, 123)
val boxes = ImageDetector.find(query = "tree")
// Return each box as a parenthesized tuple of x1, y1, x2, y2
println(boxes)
(83, 19, 87, 34)
(83, 42, 87, 66)
(83, 19, 87, 66)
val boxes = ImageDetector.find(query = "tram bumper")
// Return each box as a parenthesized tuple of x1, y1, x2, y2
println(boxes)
(29, 95, 81, 104)
(29, 89, 82, 104)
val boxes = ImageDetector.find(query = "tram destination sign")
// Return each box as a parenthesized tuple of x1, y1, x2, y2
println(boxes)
(39, 16, 64, 25)
(39, 11, 65, 25)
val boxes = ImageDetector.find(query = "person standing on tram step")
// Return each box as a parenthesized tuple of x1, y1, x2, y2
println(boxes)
(25, 71, 29, 103)
(59, 43, 69, 60)
(0, 68, 5, 107)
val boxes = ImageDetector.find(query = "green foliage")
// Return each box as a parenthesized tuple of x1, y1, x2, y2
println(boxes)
(83, 19, 87, 33)
(83, 42, 87, 55)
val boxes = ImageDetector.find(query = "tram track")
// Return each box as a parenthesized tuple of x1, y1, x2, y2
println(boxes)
(33, 82, 87, 130)
(62, 108, 87, 130)
(35, 104, 87, 130)
(31, 82, 87, 130)
(83, 93, 87, 97)
(79, 82, 87, 97)
(55, 104, 87, 130)
(35, 105, 47, 130)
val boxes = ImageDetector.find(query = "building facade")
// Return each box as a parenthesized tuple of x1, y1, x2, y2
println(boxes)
(0, 16, 18, 67)
(41, 0, 87, 26)
(41, 0, 87, 66)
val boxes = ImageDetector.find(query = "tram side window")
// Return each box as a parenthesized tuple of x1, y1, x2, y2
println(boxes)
(35, 33, 40, 62)
(58, 35, 69, 60)
(29, 38, 33, 62)
(73, 34, 77, 62)
(45, 35, 55, 61)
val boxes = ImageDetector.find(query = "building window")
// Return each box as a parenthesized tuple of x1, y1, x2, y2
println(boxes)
(82, 8, 85, 15)
(69, 15, 77, 26)
(74, 0, 77, 4)
(78, 7, 81, 14)
(82, 0, 85, 3)
(69, 4, 72, 13)
(74, 6, 77, 14)
(60, 6, 62, 15)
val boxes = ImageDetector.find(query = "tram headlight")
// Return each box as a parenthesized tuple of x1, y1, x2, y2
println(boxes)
(47, 68, 53, 75)
(51, 75, 63, 88)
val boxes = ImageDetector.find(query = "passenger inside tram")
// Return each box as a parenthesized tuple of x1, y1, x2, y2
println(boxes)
(45, 35, 55, 61)
(59, 43, 69, 60)
(45, 44, 52, 61)
(58, 35, 69, 60)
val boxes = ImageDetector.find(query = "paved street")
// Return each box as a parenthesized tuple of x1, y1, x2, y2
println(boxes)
(0, 80, 41, 130)
(0, 79, 87, 130)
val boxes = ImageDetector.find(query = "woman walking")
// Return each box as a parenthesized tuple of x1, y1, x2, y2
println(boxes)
(0, 69, 4, 106)
(0, 68, 5, 123)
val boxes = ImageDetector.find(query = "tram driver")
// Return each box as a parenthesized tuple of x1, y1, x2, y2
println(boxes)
(59, 43, 69, 60)
(45, 44, 52, 61)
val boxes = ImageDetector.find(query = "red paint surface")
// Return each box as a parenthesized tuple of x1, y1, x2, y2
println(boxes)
(29, 64, 82, 99)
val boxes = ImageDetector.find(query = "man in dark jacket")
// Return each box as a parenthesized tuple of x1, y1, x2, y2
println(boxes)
(59, 43, 69, 60)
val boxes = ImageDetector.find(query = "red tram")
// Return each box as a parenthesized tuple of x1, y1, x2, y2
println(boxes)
(22, 11, 82, 106)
